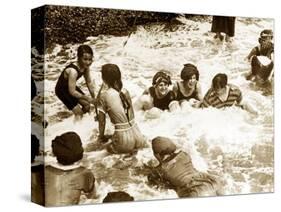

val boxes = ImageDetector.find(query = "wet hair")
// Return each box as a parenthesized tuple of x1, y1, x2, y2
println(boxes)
(31, 134, 40, 163)
(180, 63, 199, 81)
(101, 64, 131, 124)
(77, 45, 93, 59)
(103, 191, 134, 203)
(212, 73, 228, 90)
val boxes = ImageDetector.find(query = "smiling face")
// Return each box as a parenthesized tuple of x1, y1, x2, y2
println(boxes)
(186, 74, 197, 87)
(155, 82, 169, 97)
(79, 53, 93, 70)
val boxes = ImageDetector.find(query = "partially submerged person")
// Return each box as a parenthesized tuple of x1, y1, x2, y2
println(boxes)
(173, 63, 202, 107)
(245, 29, 274, 83)
(102, 191, 134, 203)
(55, 45, 96, 118)
(45, 132, 96, 207)
(31, 135, 44, 205)
(134, 71, 177, 113)
(148, 136, 221, 197)
(97, 64, 147, 154)
(201, 73, 257, 114)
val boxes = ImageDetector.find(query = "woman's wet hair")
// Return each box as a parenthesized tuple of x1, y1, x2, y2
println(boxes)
(77, 45, 93, 59)
(101, 64, 131, 124)
(212, 73, 228, 90)
(180, 63, 199, 81)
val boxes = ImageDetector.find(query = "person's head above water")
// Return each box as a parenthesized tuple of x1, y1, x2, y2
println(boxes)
(180, 63, 199, 83)
(152, 136, 177, 162)
(212, 73, 228, 91)
(51, 132, 84, 165)
(152, 71, 172, 87)
(101, 64, 131, 120)
(101, 64, 122, 89)
(259, 29, 273, 44)
(152, 71, 172, 97)
(77, 45, 94, 69)
(102, 191, 134, 203)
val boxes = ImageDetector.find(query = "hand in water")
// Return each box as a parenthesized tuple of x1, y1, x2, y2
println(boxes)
(81, 95, 92, 103)
(189, 99, 201, 108)
(91, 98, 98, 106)
(97, 134, 112, 144)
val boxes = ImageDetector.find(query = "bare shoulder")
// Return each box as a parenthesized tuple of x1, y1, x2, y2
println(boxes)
(65, 67, 78, 77)
(122, 88, 130, 96)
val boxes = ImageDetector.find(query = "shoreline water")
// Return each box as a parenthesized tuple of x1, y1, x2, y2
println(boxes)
(31, 16, 274, 202)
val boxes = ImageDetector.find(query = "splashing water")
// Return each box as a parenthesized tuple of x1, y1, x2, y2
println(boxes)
(31, 16, 274, 202)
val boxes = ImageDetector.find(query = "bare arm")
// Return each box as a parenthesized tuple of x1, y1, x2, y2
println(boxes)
(98, 111, 106, 138)
(241, 102, 258, 115)
(246, 47, 258, 61)
(134, 94, 154, 111)
(84, 69, 96, 99)
(236, 90, 258, 115)
(68, 68, 84, 99)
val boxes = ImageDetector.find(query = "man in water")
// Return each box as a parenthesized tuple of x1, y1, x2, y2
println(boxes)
(55, 45, 96, 118)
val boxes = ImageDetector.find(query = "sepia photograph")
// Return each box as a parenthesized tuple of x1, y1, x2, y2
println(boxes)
(30, 2, 274, 208)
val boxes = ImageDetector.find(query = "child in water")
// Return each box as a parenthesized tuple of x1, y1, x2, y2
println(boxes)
(148, 136, 221, 197)
(245, 29, 274, 83)
(97, 64, 147, 154)
(45, 132, 96, 207)
(55, 45, 96, 118)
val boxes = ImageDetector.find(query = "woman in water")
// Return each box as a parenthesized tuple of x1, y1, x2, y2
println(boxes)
(97, 64, 147, 154)
(173, 63, 202, 108)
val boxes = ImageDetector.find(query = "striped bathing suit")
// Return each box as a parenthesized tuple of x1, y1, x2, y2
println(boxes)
(201, 84, 242, 109)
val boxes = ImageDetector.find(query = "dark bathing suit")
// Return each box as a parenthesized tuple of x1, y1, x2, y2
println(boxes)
(176, 82, 198, 101)
(55, 64, 84, 110)
(148, 87, 175, 110)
